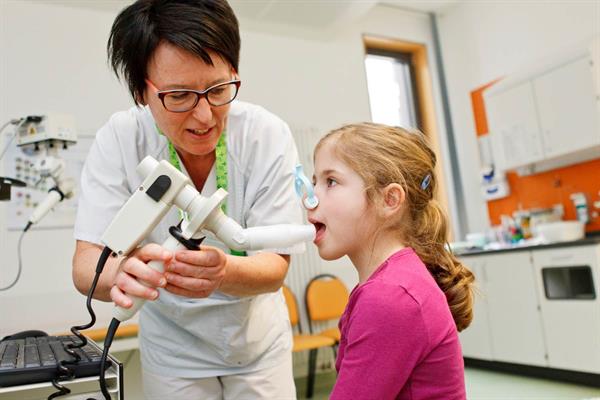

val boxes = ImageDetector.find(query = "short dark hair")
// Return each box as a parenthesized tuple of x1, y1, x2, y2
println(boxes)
(107, 0, 240, 104)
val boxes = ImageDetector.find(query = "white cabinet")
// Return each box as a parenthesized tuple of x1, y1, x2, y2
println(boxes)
(482, 252, 548, 366)
(460, 244, 600, 375)
(458, 256, 493, 360)
(532, 245, 600, 373)
(486, 82, 546, 168)
(485, 40, 600, 173)
(459, 251, 547, 366)
(534, 56, 600, 160)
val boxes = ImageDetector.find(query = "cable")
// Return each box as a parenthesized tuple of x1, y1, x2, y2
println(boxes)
(48, 246, 113, 400)
(0, 227, 28, 291)
(99, 318, 120, 399)
(48, 378, 72, 399)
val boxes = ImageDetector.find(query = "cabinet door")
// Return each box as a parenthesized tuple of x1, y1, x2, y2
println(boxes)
(458, 256, 493, 360)
(532, 245, 600, 373)
(533, 56, 600, 159)
(486, 82, 545, 170)
(483, 251, 548, 366)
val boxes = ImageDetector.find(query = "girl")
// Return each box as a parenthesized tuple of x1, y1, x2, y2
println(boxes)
(307, 123, 474, 400)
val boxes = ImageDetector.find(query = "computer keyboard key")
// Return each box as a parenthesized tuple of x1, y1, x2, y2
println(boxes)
(0, 344, 18, 368)
(24, 345, 40, 367)
(38, 342, 55, 366)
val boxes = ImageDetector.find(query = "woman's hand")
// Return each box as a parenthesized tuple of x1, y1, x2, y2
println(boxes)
(163, 245, 228, 298)
(110, 243, 172, 308)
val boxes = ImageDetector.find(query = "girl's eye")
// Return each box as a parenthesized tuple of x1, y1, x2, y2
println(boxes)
(326, 178, 337, 187)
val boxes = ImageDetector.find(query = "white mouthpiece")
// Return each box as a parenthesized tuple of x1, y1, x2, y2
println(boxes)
(244, 224, 316, 250)
(207, 210, 316, 251)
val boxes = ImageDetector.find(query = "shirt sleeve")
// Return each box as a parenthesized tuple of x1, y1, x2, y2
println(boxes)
(73, 112, 136, 244)
(330, 283, 430, 400)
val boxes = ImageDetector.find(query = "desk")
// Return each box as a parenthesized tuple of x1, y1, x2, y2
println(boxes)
(81, 324, 140, 353)
(55, 323, 140, 353)
(82, 324, 139, 342)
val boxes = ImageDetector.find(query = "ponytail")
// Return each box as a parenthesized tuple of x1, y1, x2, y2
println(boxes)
(407, 201, 474, 332)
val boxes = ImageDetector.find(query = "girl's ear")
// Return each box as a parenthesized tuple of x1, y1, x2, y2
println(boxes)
(381, 183, 405, 217)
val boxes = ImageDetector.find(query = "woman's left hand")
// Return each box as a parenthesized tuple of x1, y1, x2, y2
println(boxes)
(163, 245, 228, 298)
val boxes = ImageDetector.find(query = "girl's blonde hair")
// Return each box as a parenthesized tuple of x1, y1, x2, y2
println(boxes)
(315, 122, 474, 331)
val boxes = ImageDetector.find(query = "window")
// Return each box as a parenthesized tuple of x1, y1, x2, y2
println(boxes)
(363, 35, 455, 239)
(364, 49, 421, 129)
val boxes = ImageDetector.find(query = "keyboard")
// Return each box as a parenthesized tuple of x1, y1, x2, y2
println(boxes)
(0, 335, 109, 387)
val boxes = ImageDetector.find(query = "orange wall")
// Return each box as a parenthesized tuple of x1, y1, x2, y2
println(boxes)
(471, 83, 600, 232)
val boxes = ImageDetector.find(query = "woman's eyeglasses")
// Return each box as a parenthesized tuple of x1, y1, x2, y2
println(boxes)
(146, 79, 241, 112)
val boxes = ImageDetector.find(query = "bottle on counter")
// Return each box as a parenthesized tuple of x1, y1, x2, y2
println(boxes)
(514, 210, 532, 240)
(570, 192, 589, 224)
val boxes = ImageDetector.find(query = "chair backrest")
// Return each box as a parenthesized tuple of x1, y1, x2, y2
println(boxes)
(282, 285, 299, 328)
(305, 274, 349, 323)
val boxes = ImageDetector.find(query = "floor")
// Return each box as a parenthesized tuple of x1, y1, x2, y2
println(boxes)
(117, 350, 600, 399)
(294, 368, 600, 400)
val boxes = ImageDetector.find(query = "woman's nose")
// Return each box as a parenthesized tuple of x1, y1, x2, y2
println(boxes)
(191, 97, 213, 123)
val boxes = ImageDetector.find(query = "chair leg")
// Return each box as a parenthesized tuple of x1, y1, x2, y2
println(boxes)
(306, 349, 318, 399)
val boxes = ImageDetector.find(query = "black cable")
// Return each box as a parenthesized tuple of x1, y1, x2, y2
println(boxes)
(67, 247, 113, 352)
(48, 246, 113, 400)
(48, 378, 71, 399)
(99, 318, 120, 399)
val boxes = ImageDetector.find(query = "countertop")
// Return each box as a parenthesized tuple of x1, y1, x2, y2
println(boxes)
(456, 232, 600, 257)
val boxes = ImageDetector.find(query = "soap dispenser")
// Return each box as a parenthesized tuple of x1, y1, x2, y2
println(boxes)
(570, 192, 589, 224)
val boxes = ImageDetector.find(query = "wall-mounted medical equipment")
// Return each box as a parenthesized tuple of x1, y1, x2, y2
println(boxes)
(14, 114, 77, 230)
(0, 114, 77, 292)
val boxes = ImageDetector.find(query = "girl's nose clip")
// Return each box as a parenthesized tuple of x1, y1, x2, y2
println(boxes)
(294, 164, 319, 210)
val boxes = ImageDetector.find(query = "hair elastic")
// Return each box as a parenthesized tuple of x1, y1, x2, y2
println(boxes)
(421, 174, 432, 190)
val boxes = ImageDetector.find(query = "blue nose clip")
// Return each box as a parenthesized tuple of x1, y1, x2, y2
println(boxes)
(294, 164, 319, 210)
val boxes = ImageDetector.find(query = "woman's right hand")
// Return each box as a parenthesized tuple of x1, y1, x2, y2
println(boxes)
(110, 243, 173, 308)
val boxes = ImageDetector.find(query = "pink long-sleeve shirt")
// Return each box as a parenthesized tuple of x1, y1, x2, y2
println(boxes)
(330, 248, 466, 400)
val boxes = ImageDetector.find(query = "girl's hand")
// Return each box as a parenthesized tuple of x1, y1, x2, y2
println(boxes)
(163, 245, 228, 298)
(110, 243, 172, 308)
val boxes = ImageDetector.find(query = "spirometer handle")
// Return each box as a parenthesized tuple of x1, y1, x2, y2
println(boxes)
(112, 235, 184, 322)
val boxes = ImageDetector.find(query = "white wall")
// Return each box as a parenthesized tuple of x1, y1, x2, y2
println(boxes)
(0, 1, 133, 338)
(0, 0, 447, 337)
(437, 0, 600, 235)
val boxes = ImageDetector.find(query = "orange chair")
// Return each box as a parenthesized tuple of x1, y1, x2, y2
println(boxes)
(282, 285, 335, 399)
(304, 274, 349, 351)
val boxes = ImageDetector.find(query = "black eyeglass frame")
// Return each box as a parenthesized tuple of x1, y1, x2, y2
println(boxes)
(152, 79, 241, 113)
